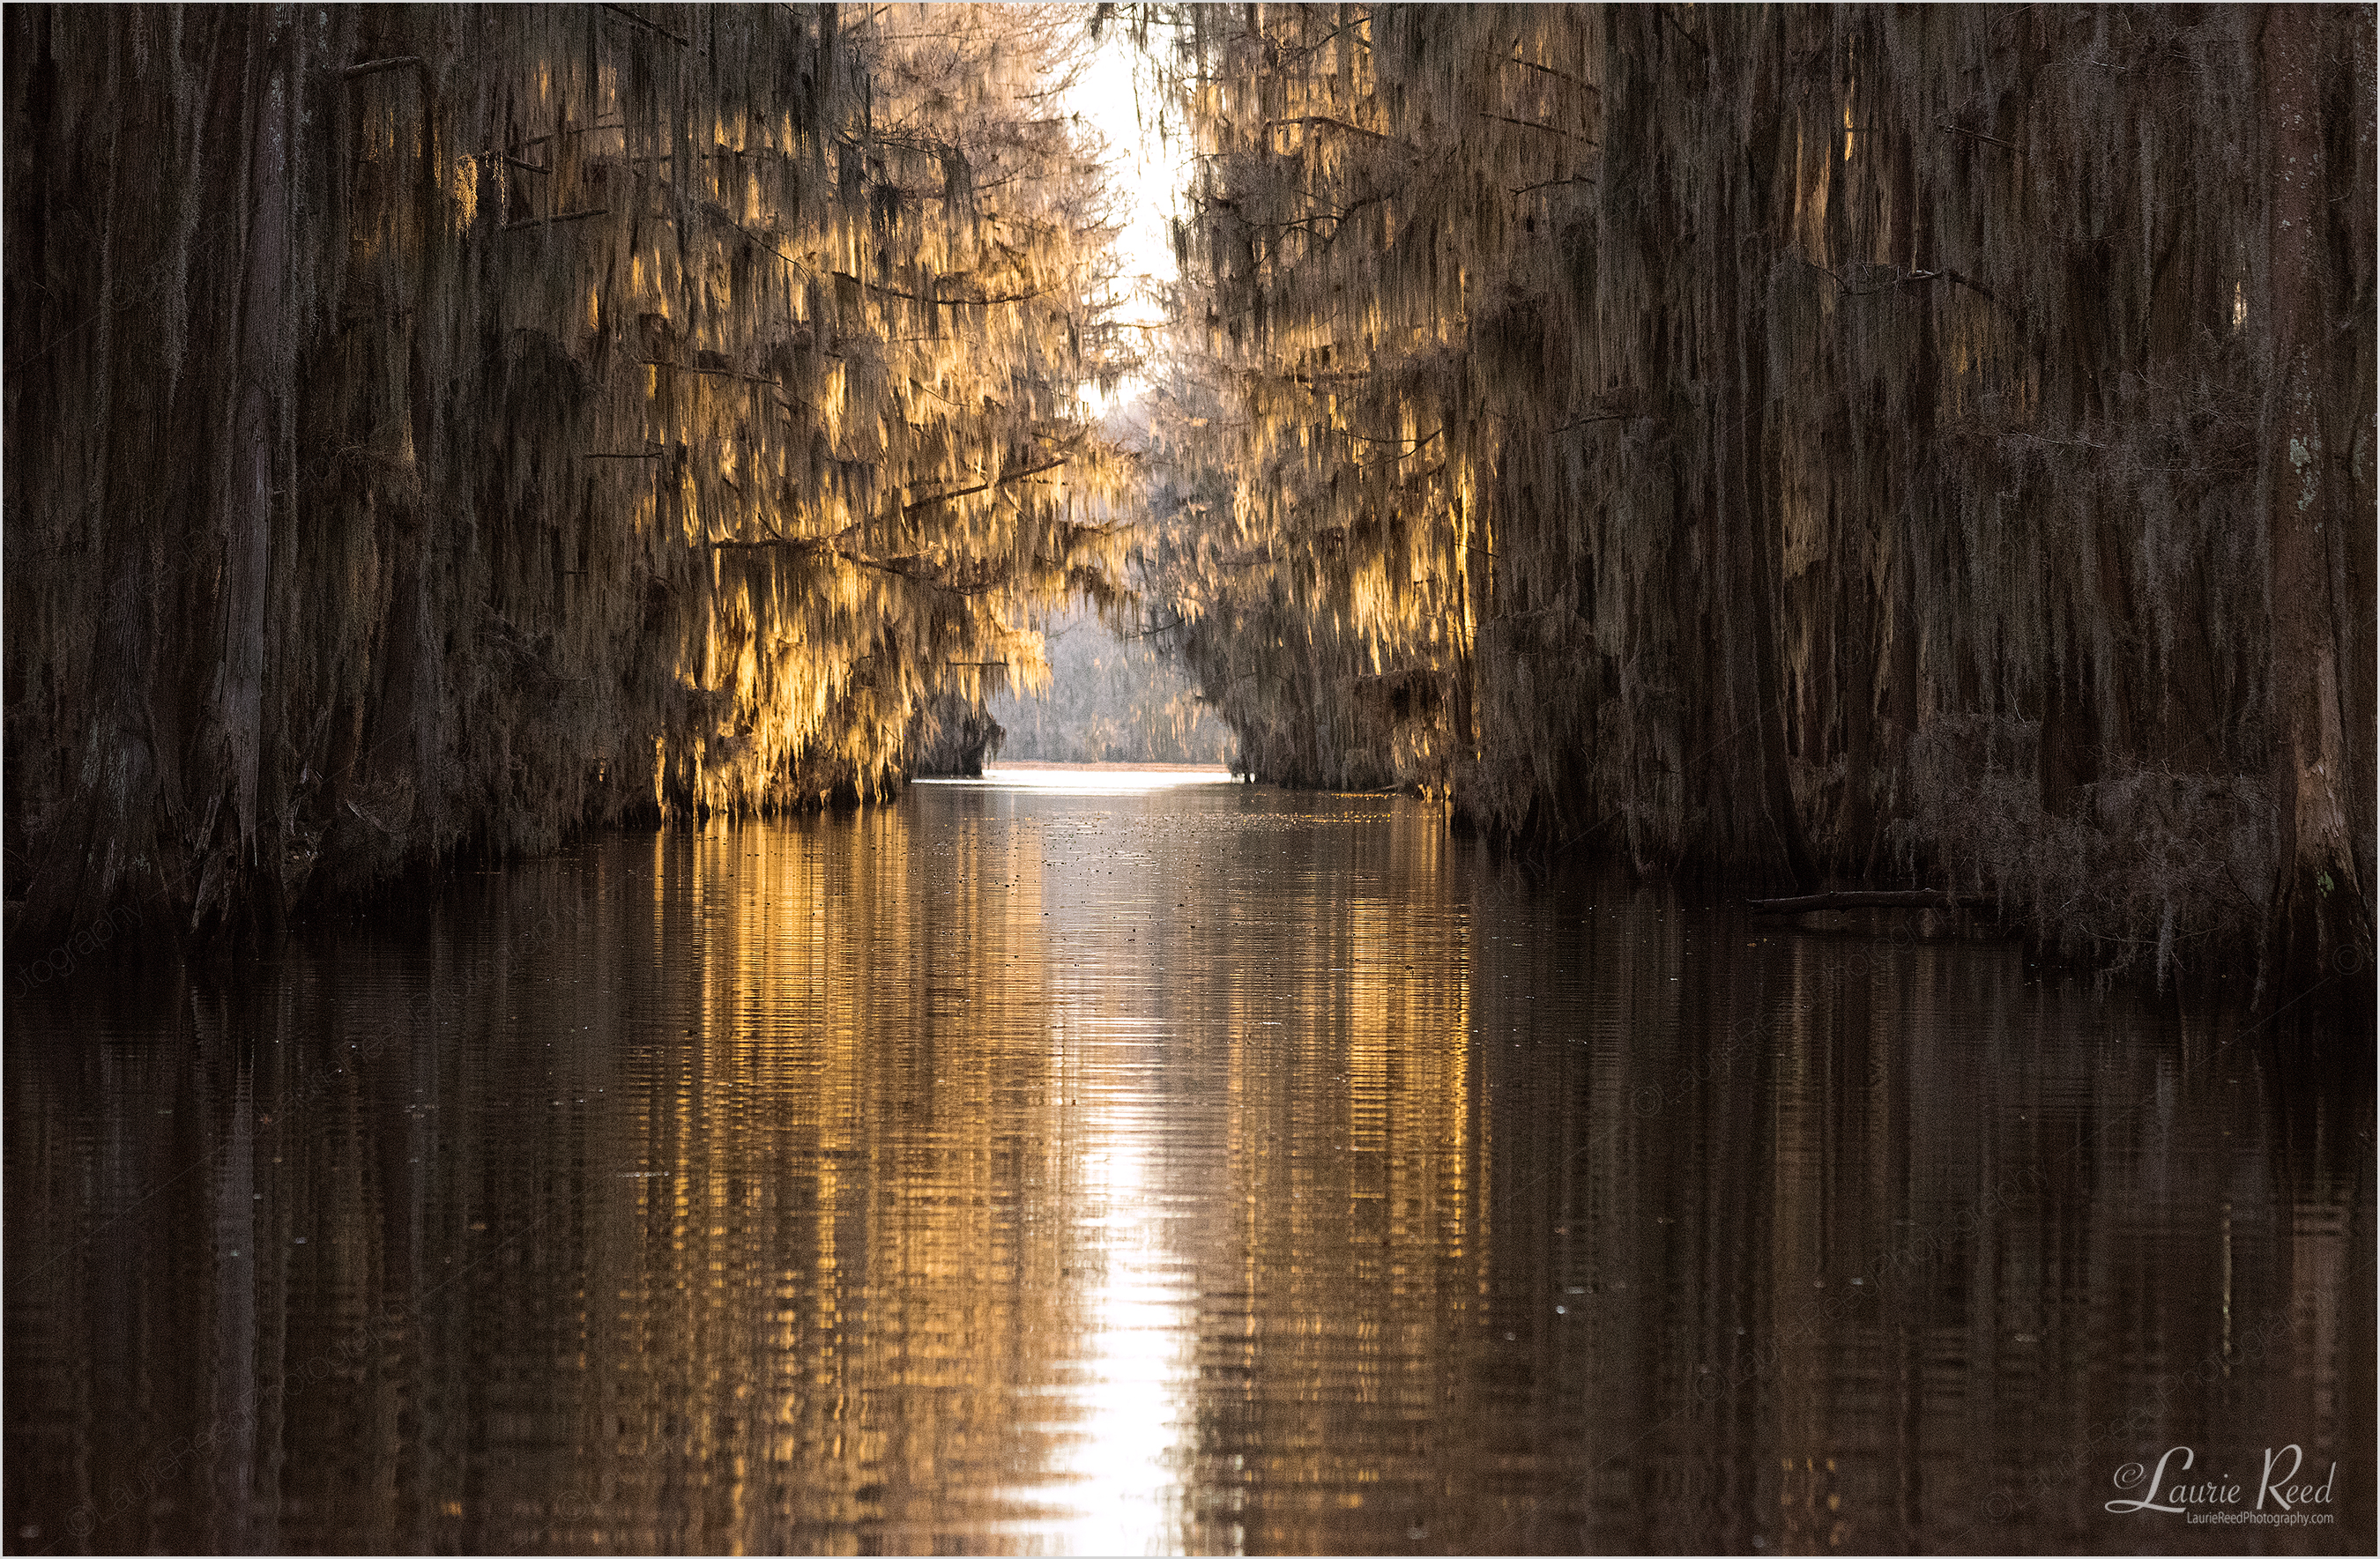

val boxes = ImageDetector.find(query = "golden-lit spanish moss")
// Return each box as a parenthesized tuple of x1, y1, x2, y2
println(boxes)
(4, 4, 1133, 940)
(1137, 4, 2374, 989)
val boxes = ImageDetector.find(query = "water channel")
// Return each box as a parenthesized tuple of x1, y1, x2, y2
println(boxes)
(5, 770, 2370, 1553)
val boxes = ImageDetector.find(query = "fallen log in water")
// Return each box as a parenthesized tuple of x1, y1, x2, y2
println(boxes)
(1748, 890, 1991, 915)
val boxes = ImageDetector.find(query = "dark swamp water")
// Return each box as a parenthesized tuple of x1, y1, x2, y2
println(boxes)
(5, 772, 2371, 1555)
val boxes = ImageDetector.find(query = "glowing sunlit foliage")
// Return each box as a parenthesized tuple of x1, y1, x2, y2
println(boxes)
(4, 4, 1132, 936)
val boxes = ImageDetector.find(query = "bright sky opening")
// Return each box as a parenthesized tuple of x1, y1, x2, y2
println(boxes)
(1067, 25, 1190, 410)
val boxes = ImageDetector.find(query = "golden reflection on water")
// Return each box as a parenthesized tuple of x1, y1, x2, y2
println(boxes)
(3, 778, 2371, 1555)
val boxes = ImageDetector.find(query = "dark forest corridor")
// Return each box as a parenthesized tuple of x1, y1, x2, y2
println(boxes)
(5, 4, 2373, 993)
(4, 11, 2375, 1555)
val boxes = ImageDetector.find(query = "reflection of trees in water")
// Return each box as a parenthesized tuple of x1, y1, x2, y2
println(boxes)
(567, 814, 1095, 1554)
(6, 813, 1102, 1554)
(4, 816, 2369, 1551)
(1167, 857, 2373, 1552)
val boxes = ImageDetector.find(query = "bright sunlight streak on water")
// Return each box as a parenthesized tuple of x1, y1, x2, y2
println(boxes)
(918, 764, 1239, 795)
(1008, 1009, 1197, 1554)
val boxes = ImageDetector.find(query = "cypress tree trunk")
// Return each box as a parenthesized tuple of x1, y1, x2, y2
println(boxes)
(217, 11, 290, 925)
(2260, 4, 2368, 990)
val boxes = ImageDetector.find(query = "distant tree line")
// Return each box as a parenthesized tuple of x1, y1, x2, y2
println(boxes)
(986, 602, 1230, 765)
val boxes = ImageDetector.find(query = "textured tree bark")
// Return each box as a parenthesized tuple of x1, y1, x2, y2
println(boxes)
(2260, 4, 2362, 990)
(221, 12, 287, 887)
(1726, 12, 1818, 891)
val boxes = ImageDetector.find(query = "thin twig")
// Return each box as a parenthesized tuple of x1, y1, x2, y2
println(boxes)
(1748, 889, 1991, 913)
(341, 56, 425, 81)
(463, 122, 625, 159)
(640, 359, 775, 385)
(1937, 266, 2004, 307)
(902, 457, 1071, 514)
(829, 270, 1046, 308)
(600, 3, 688, 47)
(1937, 120, 2017, 151)
(502, 208, 609, 230)
(1262, 115, 1400, 144)
(1126, 612, 1191, 641)
(1803, 256, 2004, 310)
(1661, 4, 1710, 58)
(1478, 112, 1595, 144)
(1498, 52, 1598, 94)
(1512, 175, 1598, 196)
